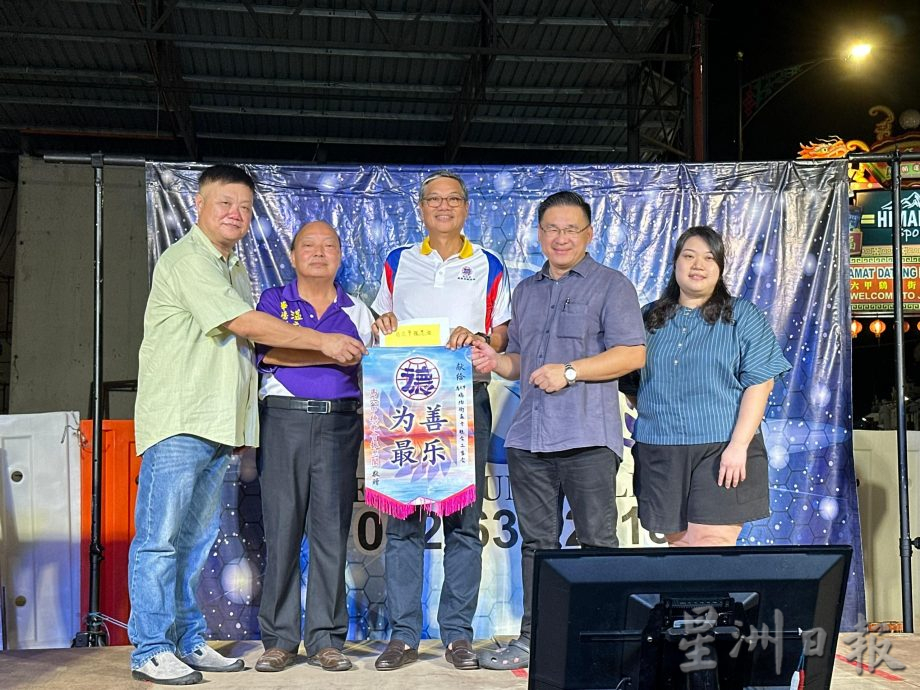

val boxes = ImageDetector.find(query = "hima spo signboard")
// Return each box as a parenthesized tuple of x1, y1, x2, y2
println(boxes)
(851, 190, 920, 315)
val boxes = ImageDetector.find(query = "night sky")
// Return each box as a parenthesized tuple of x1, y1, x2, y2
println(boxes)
(706, 1, 920, 423)
(706, 0, 920, 162)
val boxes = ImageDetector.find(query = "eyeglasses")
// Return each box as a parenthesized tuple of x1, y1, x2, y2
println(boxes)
(539, 222, 590, 238)
(421, 195, 467, 208)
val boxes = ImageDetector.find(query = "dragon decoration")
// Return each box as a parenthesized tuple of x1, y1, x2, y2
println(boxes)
(798, 105, 920, 189)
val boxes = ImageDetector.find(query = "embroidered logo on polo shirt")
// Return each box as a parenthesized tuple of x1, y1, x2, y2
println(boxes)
(458, 266, 475, 281)
(279, 300, 302, 324)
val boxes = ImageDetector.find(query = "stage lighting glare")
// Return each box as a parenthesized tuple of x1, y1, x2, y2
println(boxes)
(846, 42, 872, 61)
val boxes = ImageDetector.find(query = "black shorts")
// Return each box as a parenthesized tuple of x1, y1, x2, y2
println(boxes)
(632, 433, 770, 534)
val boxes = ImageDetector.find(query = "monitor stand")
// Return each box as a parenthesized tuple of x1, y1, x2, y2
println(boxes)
(636, 596, 752, 690)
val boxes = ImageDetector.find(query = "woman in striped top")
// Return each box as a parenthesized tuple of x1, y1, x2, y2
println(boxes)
(631, 226, 790, 547)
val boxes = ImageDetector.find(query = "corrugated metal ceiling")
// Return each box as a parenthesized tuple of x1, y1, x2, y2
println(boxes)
(0, 0, 694, 173)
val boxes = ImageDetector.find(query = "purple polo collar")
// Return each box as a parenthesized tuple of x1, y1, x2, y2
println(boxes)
(279, 280, 354, 308)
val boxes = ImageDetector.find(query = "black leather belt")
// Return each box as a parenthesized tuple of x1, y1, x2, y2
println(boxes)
(263, 396, 360, 414)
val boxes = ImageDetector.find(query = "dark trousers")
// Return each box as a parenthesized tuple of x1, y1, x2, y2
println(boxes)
(506, 445, 620, 641)
(384, 382, 492, 648)
(257, 405, 361, 656)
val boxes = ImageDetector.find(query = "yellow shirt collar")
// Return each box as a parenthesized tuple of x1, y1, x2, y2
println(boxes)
(420, 235, 474, 259)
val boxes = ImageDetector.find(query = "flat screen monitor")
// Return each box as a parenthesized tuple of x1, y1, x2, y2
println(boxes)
(529, 545, 852, 690)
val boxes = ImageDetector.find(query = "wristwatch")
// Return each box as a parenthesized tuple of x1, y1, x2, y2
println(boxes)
(563, 363, 577, 385)
(476, 332, 491, 345)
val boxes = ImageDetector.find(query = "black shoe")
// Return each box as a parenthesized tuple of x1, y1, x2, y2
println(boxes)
(479, 638, 530, 670)
(254, 647, 297, 672)
(375, 640, 419, 671)
(445, 639, 479, 670)
(307, 647, 353, 671)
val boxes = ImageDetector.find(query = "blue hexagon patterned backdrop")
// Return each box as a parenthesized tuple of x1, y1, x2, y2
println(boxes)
(146, 160, 864, 636)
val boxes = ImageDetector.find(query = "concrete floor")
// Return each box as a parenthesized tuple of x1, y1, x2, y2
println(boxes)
(1, 635, 917, 689)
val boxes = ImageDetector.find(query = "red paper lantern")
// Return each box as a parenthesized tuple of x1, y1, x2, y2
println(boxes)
(869, 319, 886, 338)
(851, 320, 863, 338)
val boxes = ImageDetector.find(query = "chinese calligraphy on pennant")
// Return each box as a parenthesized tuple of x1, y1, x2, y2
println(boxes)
(362, 346, 476, 518)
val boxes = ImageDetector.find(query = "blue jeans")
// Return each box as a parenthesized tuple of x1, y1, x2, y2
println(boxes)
(384, 382, 491, 648)
(128, 434, 232, 669)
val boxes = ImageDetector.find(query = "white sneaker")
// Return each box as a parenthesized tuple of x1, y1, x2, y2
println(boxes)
(179, 644, 246, 672)
(132, 651, 203, 685)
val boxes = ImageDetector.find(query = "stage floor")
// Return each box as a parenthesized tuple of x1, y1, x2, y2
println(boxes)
(2, 636, 918, 688)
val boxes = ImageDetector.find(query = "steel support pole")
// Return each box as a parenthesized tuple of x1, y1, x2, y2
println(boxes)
(42, 152, 145, 646)
(849, 150, 920, 631)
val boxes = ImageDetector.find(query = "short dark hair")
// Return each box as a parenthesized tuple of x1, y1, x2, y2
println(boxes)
(537, 191, 591, 224)
(198, 164, 255, 192)
(420, 170, 469, 200)
(645, 226, 734, 331)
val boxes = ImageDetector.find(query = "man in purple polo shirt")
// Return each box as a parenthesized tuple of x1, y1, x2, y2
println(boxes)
(471, 191, 646, 670)
(253, 221, 373, 673)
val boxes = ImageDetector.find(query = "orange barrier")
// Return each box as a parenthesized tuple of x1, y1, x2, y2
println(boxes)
(79, 420, 140, 646)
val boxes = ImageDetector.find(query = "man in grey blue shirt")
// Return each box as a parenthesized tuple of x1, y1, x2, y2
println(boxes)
(471, 190, 646, 670)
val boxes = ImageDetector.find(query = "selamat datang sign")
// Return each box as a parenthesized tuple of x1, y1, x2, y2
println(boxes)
(851, 190, 920, 315)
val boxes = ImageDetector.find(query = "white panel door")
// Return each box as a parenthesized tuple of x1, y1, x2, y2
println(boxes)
(0, 411, 82, 649)
(853, 429, 920, 628)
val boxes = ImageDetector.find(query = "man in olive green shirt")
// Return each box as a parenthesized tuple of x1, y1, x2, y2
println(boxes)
(129, 165, 366, 685)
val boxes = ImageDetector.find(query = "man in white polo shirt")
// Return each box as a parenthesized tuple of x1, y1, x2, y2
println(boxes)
(370, 170, 511, 672)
